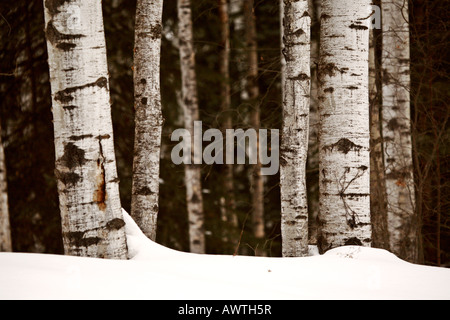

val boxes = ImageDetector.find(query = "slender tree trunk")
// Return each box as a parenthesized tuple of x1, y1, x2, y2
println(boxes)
(306, 0, 321, 244)
(317, 0, 372, 253)
(280, 0, 311, 257)
(177, 0, 205, 254)
(131, 0, 164, 241)
(369, 22, 390, 250)
(0, 124, 12, 252)
(381, 0, 417, 262)
(43, 0, 127, 259)
(218, 0, 238, 253)
(243, 0, 265, 255)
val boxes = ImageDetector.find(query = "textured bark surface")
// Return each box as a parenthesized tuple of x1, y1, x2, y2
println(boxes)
(0, 125, 12, 252)
(244, 0, 265, 254)
(178, 0, 205, 254)
(317, 0, 372, 253)
(280, 0, 311, 257)
(131, 0, 163, 241)
(381, 0, 417, 262)
(44, 0, 127, 259)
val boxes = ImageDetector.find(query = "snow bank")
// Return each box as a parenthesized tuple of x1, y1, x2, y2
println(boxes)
(0, 209, 449, 300)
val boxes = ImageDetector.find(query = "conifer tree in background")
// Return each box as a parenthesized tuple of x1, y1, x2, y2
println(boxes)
(131, 0, 164, 241)
(43, 0, 128, 258)
(280, 0, 311, 257)
(381, 0, 418, 262)
(317, 0, 372, 253)
(177, 0, 205, 254)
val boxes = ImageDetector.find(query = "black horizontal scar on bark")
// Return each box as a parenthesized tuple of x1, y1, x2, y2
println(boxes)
(54, 77, 108, 103)
(45, 21, 84, 49)
(323, 138, 363, 154)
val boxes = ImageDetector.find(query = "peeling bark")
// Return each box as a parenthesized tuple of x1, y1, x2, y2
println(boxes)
(317, 0, 372, 253)
(43, 0, 127, 259)
(131, 0, 164, 241)
(280, 0, 311, 257)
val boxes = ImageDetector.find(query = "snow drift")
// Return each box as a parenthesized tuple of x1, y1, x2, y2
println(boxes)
(0, 209, 449, 300)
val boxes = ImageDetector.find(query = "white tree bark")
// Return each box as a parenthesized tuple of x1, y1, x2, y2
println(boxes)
(381, 0, 417, 261)
(0, 125, 12, 252)
(44, 0, 127, 259)
(317, 0, 372, 253)
(280, 0, 311, 257)
(177, 0, 205, 254)
(131, 0, 164, 242)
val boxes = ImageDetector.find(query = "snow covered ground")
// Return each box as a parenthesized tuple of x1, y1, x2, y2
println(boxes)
(0, 209, 449, 300)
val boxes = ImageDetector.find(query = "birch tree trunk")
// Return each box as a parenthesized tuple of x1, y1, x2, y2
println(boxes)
(44, 0, 127, 259)
(218, 0, 238, 253)
(131, 0, 164, 241)
(317, 0, 372, 253)
(381, 0, 417, 262)
(0, 125, 12, 252)
(280, 0, 311, 257)
(243, 0, 265, 255)
(177, 0, 205, 254)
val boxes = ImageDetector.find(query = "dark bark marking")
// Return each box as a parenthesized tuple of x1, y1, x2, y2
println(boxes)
(54, 77, 108, 103)
(288, 73, 310, 81)
(59, 142, 86, 169)
(45, 0, 71, 16)
(56, 42, 77, 51)
(136, 24, 162, 40)
(45, 21, 84, 47)
(344, 237, 363, 246)
(133, 186, 153, 196)
(323, 138, 363, 154)
(65, 231, 101, 247)
(386, 118, 406, 131)
(191, 192, 201, 204)
(54, 169, 81, 186)
(63, 105, 77, 111)
(106, 218, 126, 231)
(349, 24, 368, 30)
(97, 134, 111, 140)
(69, 134, 94, 141)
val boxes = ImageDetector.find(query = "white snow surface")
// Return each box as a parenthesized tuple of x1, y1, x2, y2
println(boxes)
(0, 209, 449, 300)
